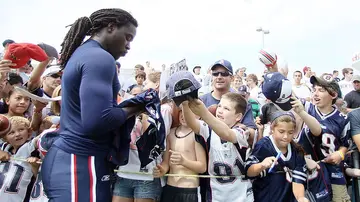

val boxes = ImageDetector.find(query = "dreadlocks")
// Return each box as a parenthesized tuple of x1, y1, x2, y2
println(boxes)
(59, 8, 138, 67)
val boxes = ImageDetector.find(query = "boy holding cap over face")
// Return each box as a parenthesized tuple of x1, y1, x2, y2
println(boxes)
(153, 71, 207, 202)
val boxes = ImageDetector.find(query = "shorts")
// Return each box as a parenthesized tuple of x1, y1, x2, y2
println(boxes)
(42, 145, 112, 202)
(160, 184, 198, 202)
(113, 177, 161, 200)
(331, 184, 351, 202)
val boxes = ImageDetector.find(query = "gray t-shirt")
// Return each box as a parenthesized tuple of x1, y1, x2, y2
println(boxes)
(349, 108, 360, 137)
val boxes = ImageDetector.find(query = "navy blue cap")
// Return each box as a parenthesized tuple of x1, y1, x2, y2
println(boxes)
(211, 59, 233, 75)
(166, 71, 202, 106)
(238, 85, 250, 95)
(262, 72, 293, 111)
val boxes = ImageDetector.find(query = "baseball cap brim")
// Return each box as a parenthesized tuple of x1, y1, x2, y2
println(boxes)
(211, 63, 232, 74)
(272, 101, 293, 111)
(310, 76, 330, 88)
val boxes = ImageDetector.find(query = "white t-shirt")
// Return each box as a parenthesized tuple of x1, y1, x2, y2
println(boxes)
(338, 80, 354, 97)
(292, 84, 311, 100)
(249, 86, 260, 101)
(302, 77, 312, 89)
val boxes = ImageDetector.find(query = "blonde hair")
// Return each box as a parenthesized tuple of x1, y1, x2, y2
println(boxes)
(51, 85, 62, 116)
(147, 71, 161, 83)
(9, 116, 30, 129)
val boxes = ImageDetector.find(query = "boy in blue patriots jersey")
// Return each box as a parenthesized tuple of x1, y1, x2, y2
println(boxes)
(297, 75, 351, 201)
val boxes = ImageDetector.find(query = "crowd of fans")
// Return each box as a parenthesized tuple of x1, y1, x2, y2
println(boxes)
(1, 11, 360, 202)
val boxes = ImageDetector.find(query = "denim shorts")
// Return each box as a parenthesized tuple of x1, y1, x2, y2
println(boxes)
(113, 177, 162, 200)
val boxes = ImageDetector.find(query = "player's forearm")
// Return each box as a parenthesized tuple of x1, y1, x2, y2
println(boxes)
(202, 112, 236, 143)
(182, 158, 207, 174)
(297, 111, 322, 136)
(292, 182, 306, 201)
(247, 163, 265, 177)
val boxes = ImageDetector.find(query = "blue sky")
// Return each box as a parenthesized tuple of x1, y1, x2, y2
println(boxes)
(1, 0, 360, 76)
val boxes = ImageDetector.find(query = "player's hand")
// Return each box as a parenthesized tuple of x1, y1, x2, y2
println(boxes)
(0, 150, 10, 161)
(169, 150, 185, 166)
(260, 156, 276, 169)
(188, 99, 207, 117)
(153, 164, 166, 178)
(26, 157, 41, 165)
(290, 96, 304, 114)
(323, 152, 342, 165)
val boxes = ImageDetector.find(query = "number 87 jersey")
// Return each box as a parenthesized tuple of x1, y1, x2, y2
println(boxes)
(198, 121, 253, 202)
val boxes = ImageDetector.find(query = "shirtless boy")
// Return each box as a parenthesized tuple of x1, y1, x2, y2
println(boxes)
(153, 106, 207, 202)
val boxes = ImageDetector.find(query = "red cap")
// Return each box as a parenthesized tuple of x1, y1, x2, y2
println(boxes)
(3, 43, 48, 68)
(303, 66, 310, 75)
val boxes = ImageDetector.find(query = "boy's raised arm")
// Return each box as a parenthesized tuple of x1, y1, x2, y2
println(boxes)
(182, 101, 200, 134)
(188, 99, 238, 143)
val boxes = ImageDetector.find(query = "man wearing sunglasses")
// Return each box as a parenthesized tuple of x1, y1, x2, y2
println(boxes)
(38, 65, 62, 116)
(200, 59, 257, 144)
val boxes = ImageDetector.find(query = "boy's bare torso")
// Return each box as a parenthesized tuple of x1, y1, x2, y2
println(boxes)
(167, 127, 200, 188)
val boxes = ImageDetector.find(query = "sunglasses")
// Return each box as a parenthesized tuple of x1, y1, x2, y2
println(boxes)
(50, 74, 62, 79)
(212, 71, 231, 77)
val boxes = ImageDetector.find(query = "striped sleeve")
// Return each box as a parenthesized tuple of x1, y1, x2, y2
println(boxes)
(292, 153, 307, 185)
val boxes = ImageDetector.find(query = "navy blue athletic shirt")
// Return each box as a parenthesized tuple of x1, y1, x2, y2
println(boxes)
(54, 39, 128, 156)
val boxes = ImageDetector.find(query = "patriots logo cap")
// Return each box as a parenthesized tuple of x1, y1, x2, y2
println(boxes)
(262, 72, 293, 111)
(166, 71, 201, 106)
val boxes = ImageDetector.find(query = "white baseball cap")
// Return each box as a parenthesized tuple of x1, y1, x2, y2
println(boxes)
(42, 65, 62, 78)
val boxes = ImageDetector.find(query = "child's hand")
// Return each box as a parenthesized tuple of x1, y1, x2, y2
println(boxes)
(153, 164, 166, 178)
(297, 197, 309, 202)
(323, 152, 342, 165)
(255, 117, 264, 131)
(260, 156, 276, 169)
(26, 157, 41, 165)
(188, 99, 207, 117)
(0, 150, 10, 161)
(169, 150, 185, 166)
(290, 96, 304, 114)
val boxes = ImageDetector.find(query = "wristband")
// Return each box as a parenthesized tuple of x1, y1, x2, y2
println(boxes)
(336, 151, 345, 161)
